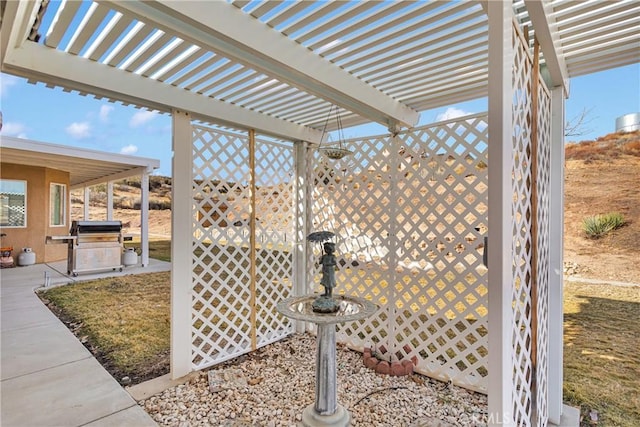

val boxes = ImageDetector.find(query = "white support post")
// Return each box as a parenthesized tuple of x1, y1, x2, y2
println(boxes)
(249, 129, 257, 350)
(547, 87, 565, 425)
(170, 109, 193, 379)
(83, 186, 90, 220)
(387, 135, 401, 356)
(107, 181, 114, 220)
(293, 141, 307, 333)
(140, 171, 150, 267)
(487, 2, 515, 426)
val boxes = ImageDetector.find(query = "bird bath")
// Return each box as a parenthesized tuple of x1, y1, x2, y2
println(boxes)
(277, 295, 377, 426)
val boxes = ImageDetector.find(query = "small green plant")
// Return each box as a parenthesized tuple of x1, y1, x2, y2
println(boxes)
(582, 212, 625, 238)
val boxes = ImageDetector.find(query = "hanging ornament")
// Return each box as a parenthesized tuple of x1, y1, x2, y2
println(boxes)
(317, 105, 353, 160)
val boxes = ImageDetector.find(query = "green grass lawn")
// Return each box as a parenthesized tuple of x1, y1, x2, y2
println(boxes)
(124, 238, 171, 262)
(38, 244, 640, 424)
(40, 271, 171, 383)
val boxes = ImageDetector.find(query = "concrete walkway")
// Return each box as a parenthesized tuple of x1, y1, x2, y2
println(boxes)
(1, 259, 170, 427)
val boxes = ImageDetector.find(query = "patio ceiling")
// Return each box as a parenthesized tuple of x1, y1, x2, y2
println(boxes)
(0, 135, 160, 189)
(1, 0, 638, 142)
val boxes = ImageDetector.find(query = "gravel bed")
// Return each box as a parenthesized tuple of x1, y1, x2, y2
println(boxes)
(141, 334, 488, 426)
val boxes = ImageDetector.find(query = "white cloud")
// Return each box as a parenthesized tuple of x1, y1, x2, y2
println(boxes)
(436, 107, 472, 122)
(120, 144, 138, 155)
(99, 105, 114, 122)
(0, 74, 20, 97)
(1, 121, 27, 138)
(129, 110, 157, 128)
(66, 121, 91, 139)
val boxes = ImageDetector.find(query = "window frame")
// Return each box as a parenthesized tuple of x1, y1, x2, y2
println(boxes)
(0, 179, 28, 228)
(49, 182, 67, 227)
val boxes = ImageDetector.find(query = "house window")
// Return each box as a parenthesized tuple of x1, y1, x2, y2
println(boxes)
(50, 183, 66, 227)
(0, 179, 27, 227)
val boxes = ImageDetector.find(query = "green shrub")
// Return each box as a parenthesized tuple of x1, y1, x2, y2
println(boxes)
(582, 212, 625, 238)
(92, 183, 107, 193)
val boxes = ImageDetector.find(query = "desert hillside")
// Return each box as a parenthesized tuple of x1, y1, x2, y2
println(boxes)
(72, 130, 640, 283)
(563, 130, 640, 283)
(70, 176, 172, 238)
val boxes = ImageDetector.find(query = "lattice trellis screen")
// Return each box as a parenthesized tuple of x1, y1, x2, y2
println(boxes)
(511, 25, 535, 425)
(510, 23, 552, 427)
(190, 125, 294, 370)
(307, 114, 489, 392)
(535, 67, 552, 427)
(254, 140, 296, 347)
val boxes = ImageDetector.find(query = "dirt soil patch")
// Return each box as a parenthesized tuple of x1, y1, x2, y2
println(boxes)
(564, 132, 640, 283)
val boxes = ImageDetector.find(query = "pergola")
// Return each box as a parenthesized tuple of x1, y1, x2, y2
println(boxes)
(1, 1, 638, 426)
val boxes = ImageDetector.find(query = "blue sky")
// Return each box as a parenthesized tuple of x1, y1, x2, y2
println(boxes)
(1, 63, 638, 176)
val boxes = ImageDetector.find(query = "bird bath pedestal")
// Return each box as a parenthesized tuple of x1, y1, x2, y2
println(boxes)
(277, 295, 377, 427)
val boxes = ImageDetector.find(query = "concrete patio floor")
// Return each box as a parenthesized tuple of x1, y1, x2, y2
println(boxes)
(1, 259, 170, 427)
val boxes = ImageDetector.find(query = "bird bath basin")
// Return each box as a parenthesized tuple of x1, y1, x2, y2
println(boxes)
(277, 295, 377, 426)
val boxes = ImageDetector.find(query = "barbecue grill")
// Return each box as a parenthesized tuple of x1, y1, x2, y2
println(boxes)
(67, 220, 124, 276)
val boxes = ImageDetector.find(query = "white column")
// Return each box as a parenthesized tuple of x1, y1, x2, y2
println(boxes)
(293, 141, 307, 333)
(107, 181, 114, 220)
(249, 129, 257, 350)
(547, 87, 565, 424)
(140, 171, 150, 267)
(83, 186, 90, 220)
(387, 135, 401, 356)
(487, 2, 514, 426)
(170, 109, 193, 379)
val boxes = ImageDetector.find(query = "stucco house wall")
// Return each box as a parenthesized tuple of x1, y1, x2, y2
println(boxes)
(0, 162, 69, 264)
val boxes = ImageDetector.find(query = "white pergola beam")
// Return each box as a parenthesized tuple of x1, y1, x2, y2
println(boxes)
(524, 0, 570, 93)
(44, 0, 83, 49)
(567, 49, 640, 77)
(2, 42, 323, 143)
(99, 0, 420, 130)
(0, 0, 38, 65)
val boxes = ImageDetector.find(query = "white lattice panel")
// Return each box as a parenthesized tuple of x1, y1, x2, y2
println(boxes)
(190, 125, 294, 369)
(535, 79, 552, 427)
(511, 25, 534, 426)
(306, 135, 396, 353)
(254, 140, 295, 346)
(307, 115, 489, 392)
(192, 127, 253, 368)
